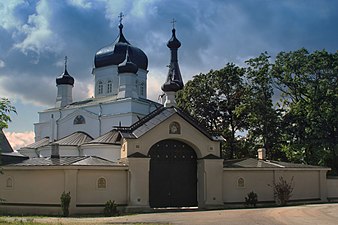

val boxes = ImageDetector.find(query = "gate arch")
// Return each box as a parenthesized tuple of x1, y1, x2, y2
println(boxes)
(148, 139, 197, 208)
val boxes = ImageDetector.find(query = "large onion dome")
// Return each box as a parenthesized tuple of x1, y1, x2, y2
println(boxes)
(94, 23, 148, 70)
(118, 47, 138, 74)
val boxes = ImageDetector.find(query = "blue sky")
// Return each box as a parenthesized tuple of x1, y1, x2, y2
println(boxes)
(1, 0, 338, 148)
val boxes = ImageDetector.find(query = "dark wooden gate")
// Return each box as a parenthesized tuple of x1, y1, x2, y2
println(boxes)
(148, 139, 197, 208)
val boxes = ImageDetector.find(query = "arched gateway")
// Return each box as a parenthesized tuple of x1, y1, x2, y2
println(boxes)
(148, 139, 197, 208)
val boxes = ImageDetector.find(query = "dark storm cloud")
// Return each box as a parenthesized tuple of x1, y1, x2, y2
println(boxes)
(1, 0, 338, 107)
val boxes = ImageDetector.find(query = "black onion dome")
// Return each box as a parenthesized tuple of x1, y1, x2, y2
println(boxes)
(161, 28, 184, 92)
(94, 24, 148, 70)
(118, 48, 138, 74)
(161, 79, 181, 92)
(167, 28, 181, 49)
(56, 68, 74, 86)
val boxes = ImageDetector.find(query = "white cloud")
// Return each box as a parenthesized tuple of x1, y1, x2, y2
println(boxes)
(67, 0, 93, 9)
(0, 0, 26, 30)
(4, 131, 35, 150)
(14, 0, 63, 58)
(0, 59, 5, 68)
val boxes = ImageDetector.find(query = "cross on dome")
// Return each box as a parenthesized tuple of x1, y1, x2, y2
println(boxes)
(118, 12, 125, 25)
(64, 56, 68, 70)
(170, 18, 176, 29)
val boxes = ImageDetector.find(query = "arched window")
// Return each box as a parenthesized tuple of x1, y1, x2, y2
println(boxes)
(107, 80, 112, 93)
(169, 122, 181, 134)
(140, 82, 145, 96)
(98, 81, 103, 94)
(6, 177, 13, 188)
(237, 177, 245, 188)
(98, 177, 106, 189)
(74, 115, 86, 125)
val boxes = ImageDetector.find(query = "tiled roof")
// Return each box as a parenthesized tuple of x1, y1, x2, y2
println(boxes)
(54, 132, 93, 146)
(116, 106, 223, 141)
(2, 156, 126, 167)
(87, 130, 121, 145)
(25, 137, 50, 149)
(223, 158, 325, 169)
(0, 129, 13, 153)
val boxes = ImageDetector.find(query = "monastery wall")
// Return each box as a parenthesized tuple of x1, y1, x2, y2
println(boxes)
(327, 177, 338, 201)
(222, 169, 326, 205)
(0, 166, 128, 215)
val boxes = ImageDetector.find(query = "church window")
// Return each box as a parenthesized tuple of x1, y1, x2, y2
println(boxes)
(169, 122, 181, 134)
(107, 80, 112, 93)
(74, 115, 86, 124)
(140, 82, 145, 96)
(97, 177, 106, 189)
(98, 81, 103, 94)
(6, 177, 13, 188)
(237, 177, 245, 188)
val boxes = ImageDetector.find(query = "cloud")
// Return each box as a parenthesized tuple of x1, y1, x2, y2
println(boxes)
(0, 60, 5, 68)
(0, 0, 26, 30)
(67, 0, 93, 9)
(4, 131, 35, 150)
(14, 0, 63, 59)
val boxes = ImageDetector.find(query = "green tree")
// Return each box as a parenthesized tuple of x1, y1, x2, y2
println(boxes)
(0, 98, 16, 130)
(177, 63, 248, 158)
(272, 49, 338, 173)
(244, 52, 284, 160)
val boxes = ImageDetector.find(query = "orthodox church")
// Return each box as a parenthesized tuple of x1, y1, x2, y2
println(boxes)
(0, 19, 337, 215)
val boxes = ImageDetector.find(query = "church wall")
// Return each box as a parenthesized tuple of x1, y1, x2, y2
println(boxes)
(223, 169, 324, 204)
(81, 144, 121, 161)
(125, 114, 220, 159)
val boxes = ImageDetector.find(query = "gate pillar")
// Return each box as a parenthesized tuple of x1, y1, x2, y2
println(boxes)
(127, 157, 151, 211)
(198, 158, 224, 208)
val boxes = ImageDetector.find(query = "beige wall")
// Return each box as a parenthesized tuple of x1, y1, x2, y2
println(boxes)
(327, 177, 338, 200)
(223, 169, 326, 204)
(77, 169, 128, 205)
(0, 166, 128, 215)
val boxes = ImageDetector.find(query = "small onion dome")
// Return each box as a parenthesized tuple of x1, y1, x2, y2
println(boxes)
(118, 48, 138, 74)
(94, 23, 148, 70)
(167, 28, 181, 49)
(56, 67, 74, 86)
(161, 78, 181, 92)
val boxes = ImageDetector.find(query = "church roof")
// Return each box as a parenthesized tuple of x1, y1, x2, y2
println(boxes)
(86, 130, 121, 145)
(2, 156, 125, 167)
(25, 137, 50, 149)
(223, 158, 329, 169)
(54, 131, 93, 146)
(43, 95, 160, 112)
(0, 129, 13, 153)
(115, 106, 223, 141)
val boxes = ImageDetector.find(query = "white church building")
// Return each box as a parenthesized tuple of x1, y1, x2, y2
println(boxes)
(1, 20, 338, 215)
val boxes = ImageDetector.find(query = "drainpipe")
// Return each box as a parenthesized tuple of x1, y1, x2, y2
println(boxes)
(99, 103, 102, 136)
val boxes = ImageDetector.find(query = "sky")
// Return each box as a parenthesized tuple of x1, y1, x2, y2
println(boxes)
(1, 0, 338, 149)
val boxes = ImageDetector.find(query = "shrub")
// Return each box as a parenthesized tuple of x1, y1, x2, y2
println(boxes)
(60, 191, 71, 217)
(104, 200, 119, 217)
(270, 176, 294, 206)
(245, 191, 258, 207)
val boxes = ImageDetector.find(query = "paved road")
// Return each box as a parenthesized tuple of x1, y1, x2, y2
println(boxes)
(15, 203, 338, 225)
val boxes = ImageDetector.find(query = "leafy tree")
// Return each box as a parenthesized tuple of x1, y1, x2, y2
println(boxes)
(272, 49, 338, 174)
(0, 98, 16, 130)
(243, 52, 284, 160)
(177, 63, 248, 158)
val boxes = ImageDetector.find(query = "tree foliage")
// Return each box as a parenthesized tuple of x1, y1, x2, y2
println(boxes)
(0, 98, 16, 130)
(176, 48, 338, 174)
